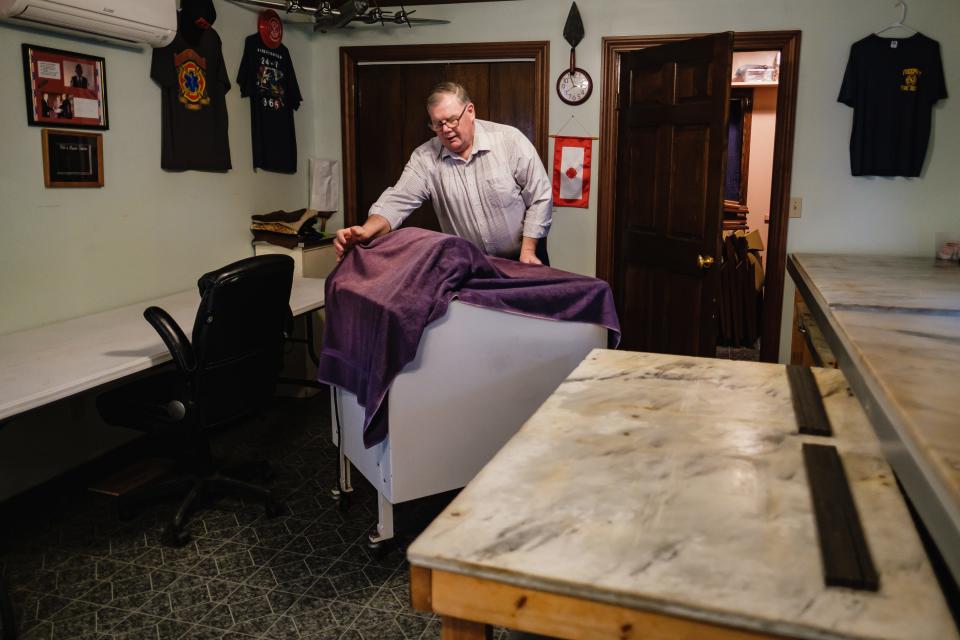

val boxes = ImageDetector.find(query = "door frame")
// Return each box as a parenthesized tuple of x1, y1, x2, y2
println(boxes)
(596, 31, 801, 363)
(340, 41, 550, 228)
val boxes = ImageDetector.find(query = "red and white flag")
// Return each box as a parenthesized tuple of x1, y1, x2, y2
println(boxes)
(552, 136, 592, 208)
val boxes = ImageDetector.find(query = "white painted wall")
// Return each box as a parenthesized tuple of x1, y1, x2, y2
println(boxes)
(310, 0, 958, 361)
(0, 3, 316, 335)
(2, 0, 957, 361)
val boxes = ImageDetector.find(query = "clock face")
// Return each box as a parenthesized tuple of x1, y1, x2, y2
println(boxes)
(557, 67, 593, 105)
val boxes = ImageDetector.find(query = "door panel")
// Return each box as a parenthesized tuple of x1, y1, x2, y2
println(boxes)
(676, 61, 714, 101)
(662, 270, 703, 353)
(621, 127, 658, 230)
(630, 65, 670, 105)
(613, 32, 733, 356)
(398, 65, 445, 232)
(668, 125, 709, 238)
(400, 65, 443, 157)
(355, 61, 537, 234)
(356, 65, 411, 227)
(357, 63, 440, 233)
(489, 62, 535, 141)
(445, 62, 490, 120)
(621, 264, 655, 351)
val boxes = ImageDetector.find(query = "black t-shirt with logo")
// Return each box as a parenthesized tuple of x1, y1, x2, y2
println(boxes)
(838, 33, 947, 177)
(151, 28, 232, 172)
(236, 35, 303, 174)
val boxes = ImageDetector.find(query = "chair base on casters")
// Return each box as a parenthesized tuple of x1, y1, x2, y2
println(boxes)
(119, 471, 284, 547)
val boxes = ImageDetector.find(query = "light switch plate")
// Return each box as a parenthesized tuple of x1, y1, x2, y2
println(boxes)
(789, 197, 803, 218)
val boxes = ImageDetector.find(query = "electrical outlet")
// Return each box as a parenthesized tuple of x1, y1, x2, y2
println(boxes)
(789, 197, 803, 218)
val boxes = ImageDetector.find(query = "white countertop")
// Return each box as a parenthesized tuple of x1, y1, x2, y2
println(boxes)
(789, 253, 960, 582)
(0, 276, 326, 421)
(790, 254, 960, 314)
(409, 350, 957, 640)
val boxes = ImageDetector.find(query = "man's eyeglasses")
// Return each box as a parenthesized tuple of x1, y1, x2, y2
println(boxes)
(428, 104, 468, 132)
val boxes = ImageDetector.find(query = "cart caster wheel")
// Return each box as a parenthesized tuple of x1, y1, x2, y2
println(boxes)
(161, 524, 191, 548)
(367, 534, 397, 559)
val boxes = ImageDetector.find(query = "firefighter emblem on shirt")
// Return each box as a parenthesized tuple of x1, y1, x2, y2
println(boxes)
(255, 48, 285, 111)
(901, 67, 922, 92)
(175, 49, 211, 110)
(258, 66, 285, 110)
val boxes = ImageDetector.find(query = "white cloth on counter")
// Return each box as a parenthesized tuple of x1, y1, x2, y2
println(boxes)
(309, 158, 340, 212)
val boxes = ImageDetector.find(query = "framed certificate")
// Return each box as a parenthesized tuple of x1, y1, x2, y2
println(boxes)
(42, 129, 104, 188)
(22, 43, 109, 130)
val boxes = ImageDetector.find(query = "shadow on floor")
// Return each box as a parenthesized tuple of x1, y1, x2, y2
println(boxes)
(0, 391, 509, 640)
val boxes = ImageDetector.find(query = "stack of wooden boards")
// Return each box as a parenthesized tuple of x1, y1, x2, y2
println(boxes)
(718, 229, 764, 347)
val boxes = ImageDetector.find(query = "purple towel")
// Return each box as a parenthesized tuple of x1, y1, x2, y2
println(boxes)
(317, 228, 621, 447)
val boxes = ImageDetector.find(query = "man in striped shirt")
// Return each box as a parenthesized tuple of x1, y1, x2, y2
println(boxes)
(334, 82, 552, 265)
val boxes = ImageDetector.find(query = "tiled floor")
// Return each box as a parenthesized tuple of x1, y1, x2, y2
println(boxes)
(715, 345, 760, 361)
(0, 392, 506, 640)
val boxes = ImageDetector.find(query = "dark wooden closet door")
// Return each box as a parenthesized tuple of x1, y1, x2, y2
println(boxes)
(355, 61, 537, 232)
(356, 63, 441, 232)
(488, 62, 535, 141)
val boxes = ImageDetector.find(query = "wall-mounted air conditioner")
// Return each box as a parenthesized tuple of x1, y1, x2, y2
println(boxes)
(0, 0, 177, 48)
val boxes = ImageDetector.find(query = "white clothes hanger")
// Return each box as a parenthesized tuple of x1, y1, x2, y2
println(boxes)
(875, 1, 918, 37)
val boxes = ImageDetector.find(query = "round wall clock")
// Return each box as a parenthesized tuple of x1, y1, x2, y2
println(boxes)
(557, 67, 593, 105)
(558, 2, 591, 106)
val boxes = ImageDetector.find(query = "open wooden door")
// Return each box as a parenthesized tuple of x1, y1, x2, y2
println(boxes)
(613, 32, 733, 355)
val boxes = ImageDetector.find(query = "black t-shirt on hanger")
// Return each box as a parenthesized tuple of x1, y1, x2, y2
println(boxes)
(151, 28, 232, 172)
(237, 34, 303, 174)
(838, 33, 947, 177)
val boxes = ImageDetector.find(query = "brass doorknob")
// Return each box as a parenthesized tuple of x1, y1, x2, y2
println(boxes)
(698, 254, 715, 270)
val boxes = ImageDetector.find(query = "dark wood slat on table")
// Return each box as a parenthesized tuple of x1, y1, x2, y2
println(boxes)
(803, 442, 879, 591)
(787, 365, 833, 436)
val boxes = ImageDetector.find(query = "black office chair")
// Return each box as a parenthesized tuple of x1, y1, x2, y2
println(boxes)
(97, 255, 294, 546)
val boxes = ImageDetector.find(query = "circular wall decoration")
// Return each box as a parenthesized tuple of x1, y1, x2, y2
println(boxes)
(557, 67, 593, 106)
(258, 9, 283, 49)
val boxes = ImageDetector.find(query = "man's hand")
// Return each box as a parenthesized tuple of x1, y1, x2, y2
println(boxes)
(334, 215, 392, 261)
(334, 226, 372, 261)
(518, 250, 542, 265)
(519, 236, 543, 265)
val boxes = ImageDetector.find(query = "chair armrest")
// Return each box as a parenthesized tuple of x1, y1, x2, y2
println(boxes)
(144, 306, 197, 373)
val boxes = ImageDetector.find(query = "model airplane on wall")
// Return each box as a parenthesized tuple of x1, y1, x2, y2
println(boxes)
(227, 0, 450, 32)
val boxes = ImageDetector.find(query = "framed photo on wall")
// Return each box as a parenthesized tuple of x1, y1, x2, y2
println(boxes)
(42, 129, 104, 188)
(22, 44, 108, 130)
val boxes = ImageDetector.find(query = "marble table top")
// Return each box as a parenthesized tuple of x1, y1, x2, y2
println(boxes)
(408, 350, 957, 640)
(0, 276, 326, 421)
(790, 254, 960, 314)
(790, 254, 960, 582)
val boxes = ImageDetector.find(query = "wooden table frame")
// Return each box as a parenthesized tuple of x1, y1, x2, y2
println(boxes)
(410, 566, 785, 640)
